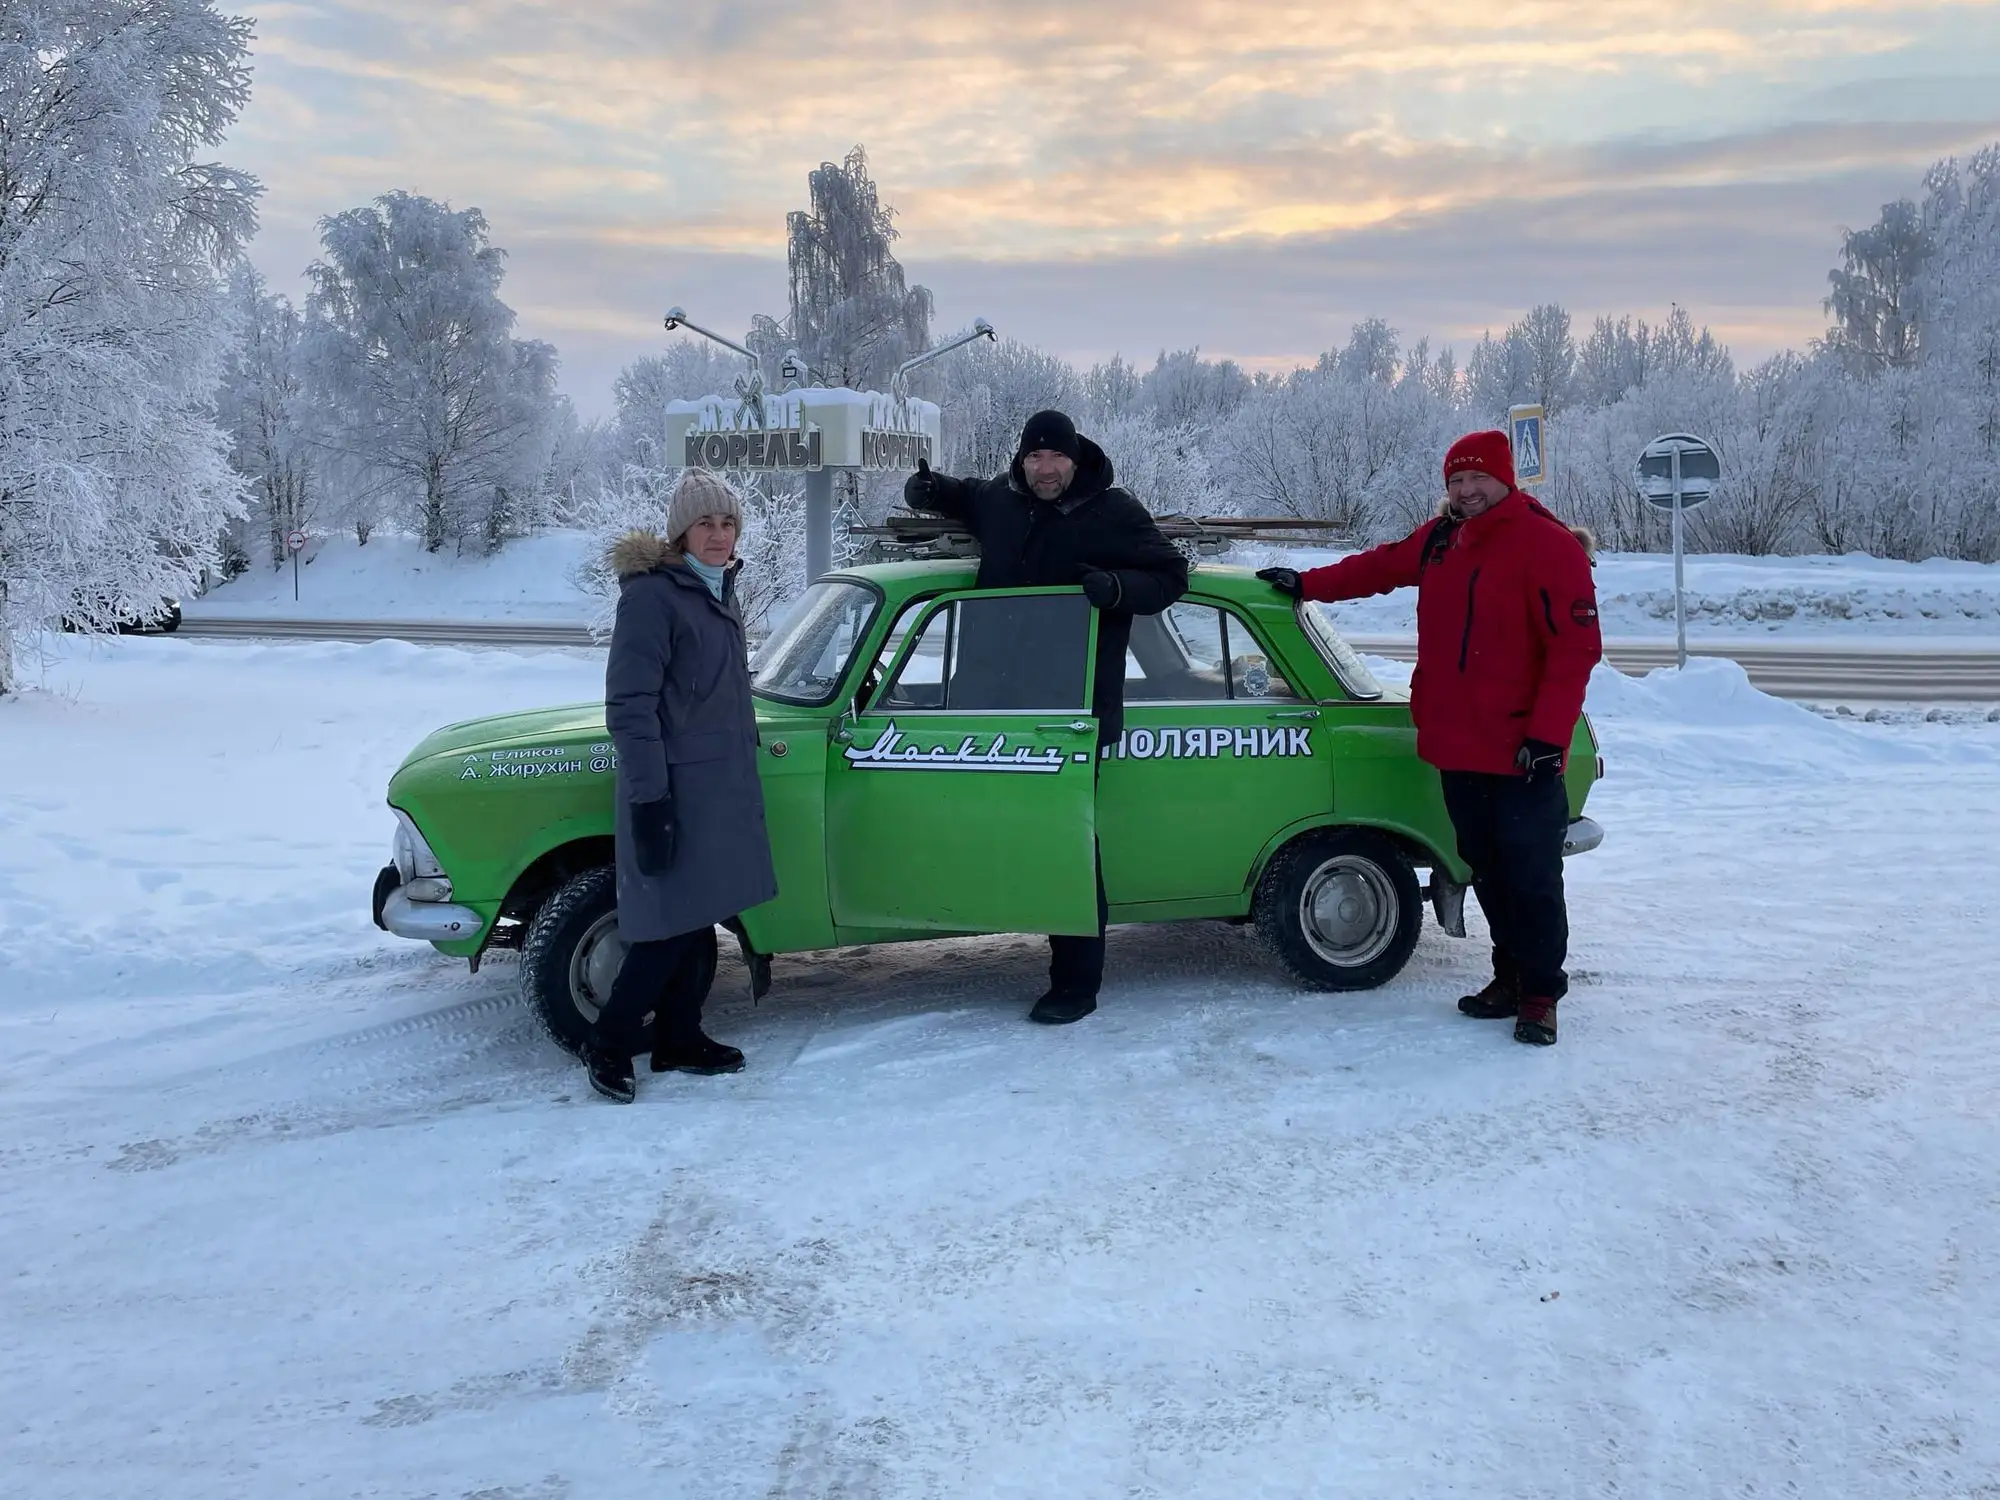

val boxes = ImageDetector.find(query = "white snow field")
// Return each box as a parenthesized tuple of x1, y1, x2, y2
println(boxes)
(4, 637, 1999, 1499)
(188, 528, 2000, 641)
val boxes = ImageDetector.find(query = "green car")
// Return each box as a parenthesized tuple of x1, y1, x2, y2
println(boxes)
(372, 563, 1604, 1049)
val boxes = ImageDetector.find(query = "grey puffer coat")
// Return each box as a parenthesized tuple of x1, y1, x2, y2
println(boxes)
(604, 530, 778, 943)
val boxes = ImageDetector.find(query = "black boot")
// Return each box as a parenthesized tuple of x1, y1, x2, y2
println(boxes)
(1029, 989, 1098, 1025)
(1457, 974, 1520, 1019)
(1514, 997, 1558, 1046)
(581, 1036, 636, 1103)
(651, 1031, 745, 1075)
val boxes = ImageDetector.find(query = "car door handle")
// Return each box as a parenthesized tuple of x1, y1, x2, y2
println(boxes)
(1035, 720, 1094, 734)
(1267, 709, 1320, 721)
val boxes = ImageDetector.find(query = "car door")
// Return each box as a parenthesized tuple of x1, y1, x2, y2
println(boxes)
(824, 588, 1103, 937)
(1099, 599, 1331, 906)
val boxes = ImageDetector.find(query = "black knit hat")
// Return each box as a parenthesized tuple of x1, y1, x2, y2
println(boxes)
(1016, 409, 1082, 463)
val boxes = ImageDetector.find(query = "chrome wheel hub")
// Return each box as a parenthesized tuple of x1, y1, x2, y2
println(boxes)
(1299, 855, 1398, 967)
(568, 912, 627, 1025)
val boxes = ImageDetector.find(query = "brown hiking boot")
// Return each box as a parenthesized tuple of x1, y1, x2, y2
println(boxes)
(1514, 997, 1558, 1046)
(1457, 974, 1520, 1019)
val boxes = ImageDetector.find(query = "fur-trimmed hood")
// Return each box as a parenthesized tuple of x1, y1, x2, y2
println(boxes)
(608, 529, 681, 580)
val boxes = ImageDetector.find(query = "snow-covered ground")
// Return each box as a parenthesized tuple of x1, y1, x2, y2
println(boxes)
(189, 530, 603, 622)
(4, 637, 1999, 1498)
(187, 528, 2000, 641)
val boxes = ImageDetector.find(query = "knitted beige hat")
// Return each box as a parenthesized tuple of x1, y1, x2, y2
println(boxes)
(664, 468, 743, 548)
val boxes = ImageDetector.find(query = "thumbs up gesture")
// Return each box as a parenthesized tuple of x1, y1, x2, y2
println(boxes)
(904, 456, 940, 512)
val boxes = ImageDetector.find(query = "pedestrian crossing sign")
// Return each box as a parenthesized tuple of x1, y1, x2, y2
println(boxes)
(1509, 404, 1548, 487)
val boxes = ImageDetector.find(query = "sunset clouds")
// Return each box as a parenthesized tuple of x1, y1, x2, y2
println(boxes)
(225, 0, 2000, 407)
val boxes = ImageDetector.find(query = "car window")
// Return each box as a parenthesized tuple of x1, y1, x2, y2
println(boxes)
(1220, 609, 1301, 702)
(750, 579, 880, 706)
(1124, 602, 1299, 702)
(1125, 604, 1227, 701)
(1301, 602, 1386, 701)
(879, 592, 1092, 712)
(853, 594, 935, 708)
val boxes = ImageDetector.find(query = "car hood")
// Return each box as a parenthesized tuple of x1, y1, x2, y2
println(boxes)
(398, 703, 609, 770)
(396, 700, 819, 773)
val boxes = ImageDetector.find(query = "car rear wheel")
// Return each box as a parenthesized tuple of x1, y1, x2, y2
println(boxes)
(1253, 828, 1423, 991)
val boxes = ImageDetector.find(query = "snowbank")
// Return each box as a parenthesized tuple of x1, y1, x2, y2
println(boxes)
(188, 530, 603, 622)
(1580, 657, 1951, 778)
(1275, 546, 2000, 640)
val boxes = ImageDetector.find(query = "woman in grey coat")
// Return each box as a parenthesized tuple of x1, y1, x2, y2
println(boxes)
(583, 470, 779, 1103)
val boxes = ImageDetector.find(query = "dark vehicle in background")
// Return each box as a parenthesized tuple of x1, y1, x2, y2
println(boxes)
(60, 598, 182, 634)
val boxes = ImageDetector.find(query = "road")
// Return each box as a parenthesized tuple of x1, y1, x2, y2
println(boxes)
(177, 614, 2000, 702)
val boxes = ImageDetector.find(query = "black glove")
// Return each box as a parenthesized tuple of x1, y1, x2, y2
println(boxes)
(1515, 739, 1565, 782)
(1257, 567, 1304, 600)
(1078, 568, 1123, 610)
(903, 456, 939, 511)
(630, 795, 676, 877)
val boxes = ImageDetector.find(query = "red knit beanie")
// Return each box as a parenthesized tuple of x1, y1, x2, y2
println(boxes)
(1443, 430, 1516, 490)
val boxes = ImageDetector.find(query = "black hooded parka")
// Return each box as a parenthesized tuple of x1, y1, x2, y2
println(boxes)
(908, 436, 1189, 743)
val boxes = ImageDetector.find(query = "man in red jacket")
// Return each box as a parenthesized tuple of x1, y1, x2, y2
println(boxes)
(1258, 430, 1601, 1045)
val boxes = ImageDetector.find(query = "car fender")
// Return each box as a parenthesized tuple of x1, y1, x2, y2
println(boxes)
(1245, 812, 1467, 895)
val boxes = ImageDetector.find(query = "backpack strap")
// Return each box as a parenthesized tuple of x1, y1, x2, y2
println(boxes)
(1418, 514, 1459, 574)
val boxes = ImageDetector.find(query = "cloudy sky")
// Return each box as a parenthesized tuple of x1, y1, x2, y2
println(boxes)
(225, 0, 2000, 415)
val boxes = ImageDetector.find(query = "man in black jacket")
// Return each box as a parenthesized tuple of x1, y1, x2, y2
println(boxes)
(905, 409, 1189, 1024)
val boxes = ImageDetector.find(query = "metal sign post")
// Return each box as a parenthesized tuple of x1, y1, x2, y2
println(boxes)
(286, 529, 307, 603)
(659, 312, 993, 589)
(1635, 434, 1720, 669)
(663, 388, 942, 589)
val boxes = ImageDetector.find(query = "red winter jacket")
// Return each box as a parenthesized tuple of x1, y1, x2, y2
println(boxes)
(1300, 491, 1602, 775)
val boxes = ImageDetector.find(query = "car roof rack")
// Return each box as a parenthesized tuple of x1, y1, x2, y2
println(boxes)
(850, 512, 1355, 561)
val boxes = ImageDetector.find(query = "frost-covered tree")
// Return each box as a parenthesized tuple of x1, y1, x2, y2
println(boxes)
(303, 192, 560, 553)
(0, 0, 258, 687)
(926, 337, 1084, 478)
(1142, 348, 1252, 429)
(612, 341, 746, 467)
(217, 263, 315, 570)
(786, 147, 933, 391)
(1826, 197, 1932, 375)
(1082, 354, 1145, 424)
(1217, 324, 1459, 538)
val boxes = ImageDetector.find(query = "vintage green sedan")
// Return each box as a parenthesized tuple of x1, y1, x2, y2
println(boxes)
(372, 562, 1604, 1049)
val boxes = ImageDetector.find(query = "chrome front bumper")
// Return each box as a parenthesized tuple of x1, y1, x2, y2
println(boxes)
(378, 884, 484, 942)
(1563, 816, 1605, 857)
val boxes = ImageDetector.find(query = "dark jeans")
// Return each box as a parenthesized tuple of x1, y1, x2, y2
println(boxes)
(595, 925, 718, 1053)
(1439, 770, 1571, 1002)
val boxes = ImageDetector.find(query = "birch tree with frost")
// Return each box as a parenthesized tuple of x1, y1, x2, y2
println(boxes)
(303, 193, 560, 554)
(0, 0, 258, 691)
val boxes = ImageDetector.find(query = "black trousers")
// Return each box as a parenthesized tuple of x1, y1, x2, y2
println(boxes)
(1047, 843, 1110, 998)
(595, 925, 718, 1053)
(1439, 770, 1571, 1002)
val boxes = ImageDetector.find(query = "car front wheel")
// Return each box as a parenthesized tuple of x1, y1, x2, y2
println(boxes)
(520, 866, 628, 1055)
(519, 866, 721, 1056)
(1253, 828, 1423, 991)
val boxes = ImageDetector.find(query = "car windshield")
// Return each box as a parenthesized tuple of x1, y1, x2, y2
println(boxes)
(1300, 603, 1385, 701)
(750, 580, 881, 706)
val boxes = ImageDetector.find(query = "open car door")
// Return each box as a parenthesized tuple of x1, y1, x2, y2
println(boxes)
(825, 588, 1101, 936)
